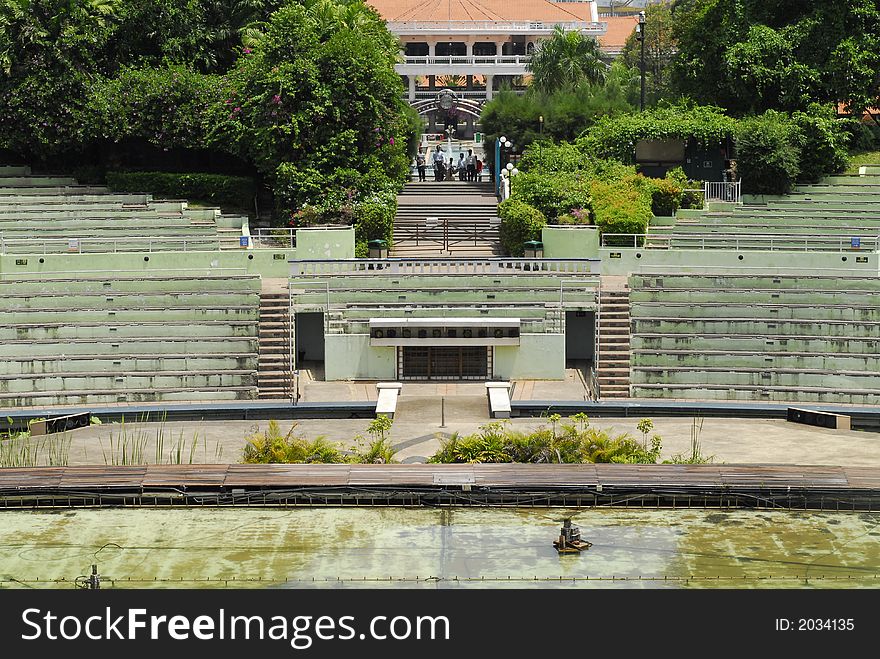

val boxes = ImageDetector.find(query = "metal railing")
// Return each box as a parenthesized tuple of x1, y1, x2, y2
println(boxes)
(250, 227, 296, 249)
(601, 233, 880, 252)
(399, 55, 531, 66)
(387, 21, 606, 33)
(703, 180, 741, 203)
(290, 257, 601, 276)
(0, 235, 230, 254)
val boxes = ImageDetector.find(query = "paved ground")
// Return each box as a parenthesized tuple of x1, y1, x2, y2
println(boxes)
(20, 413, 880, 468)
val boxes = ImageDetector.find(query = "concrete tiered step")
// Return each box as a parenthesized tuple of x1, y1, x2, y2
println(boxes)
(597, 285, 631, 399)
(257, 290, 293, 399)
(392, 181, 502, 257)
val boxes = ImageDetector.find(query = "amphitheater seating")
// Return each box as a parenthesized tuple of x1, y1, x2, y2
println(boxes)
(0, 167, 247, 253)
(0, 272, 260, 407)
(646, 173, 880, 252)
(629, 272, 880, 404)
(288, 270, 598, 336)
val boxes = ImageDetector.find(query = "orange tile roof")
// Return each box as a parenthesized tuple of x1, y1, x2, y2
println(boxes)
(596, 15, 639, 50)
(368, 0, 598, 23)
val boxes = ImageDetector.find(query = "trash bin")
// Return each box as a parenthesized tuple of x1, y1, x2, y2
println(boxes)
(368, 239, 388, 258)
(523, 240, 543, 258)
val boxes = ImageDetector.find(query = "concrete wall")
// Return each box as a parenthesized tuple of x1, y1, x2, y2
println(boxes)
(541, 226, 599, 258)
(599, 248, 880, 277)
(494, 334, 565, 380)
(294, 227, 355, 260)
(0, 250, 295, 278)
(324, 334, 396, 380)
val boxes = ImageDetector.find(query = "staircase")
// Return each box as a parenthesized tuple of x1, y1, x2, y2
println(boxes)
(596, 283, 631, 399)
(257, 290, 293, 399)
(392, 181, 502, 257)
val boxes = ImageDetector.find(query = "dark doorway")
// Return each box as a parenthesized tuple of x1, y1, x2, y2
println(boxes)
(400, 346, 489, 380)
(565, 311, 596, 366)
(295, 312, 324, 366)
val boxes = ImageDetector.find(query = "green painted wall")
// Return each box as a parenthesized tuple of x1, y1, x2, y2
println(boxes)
(599, 248, 879, 277)
(494, 334, 565, 380)
(324, 334, 395, 381)
(294, 228, 355, 260)
(541, 226, 599, 258)
(0, 250, 295, 278)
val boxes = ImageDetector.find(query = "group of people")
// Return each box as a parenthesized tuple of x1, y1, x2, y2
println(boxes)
(415, 147, 483, 182)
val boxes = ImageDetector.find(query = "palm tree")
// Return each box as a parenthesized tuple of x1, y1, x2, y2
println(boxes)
(527, 26, 608, 94)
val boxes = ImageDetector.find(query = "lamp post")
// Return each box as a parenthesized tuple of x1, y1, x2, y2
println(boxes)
(539, 115, 544, 159)
(496, 135, 513, 196)
(638, 11, 646, 112)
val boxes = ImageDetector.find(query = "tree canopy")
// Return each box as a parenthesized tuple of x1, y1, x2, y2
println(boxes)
(527, 26, 608, 94)
(670, 0, 880, 117)
(0, 0, 416, 221)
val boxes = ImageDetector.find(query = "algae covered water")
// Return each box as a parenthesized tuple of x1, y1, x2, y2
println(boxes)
(0, 508, 878, 588)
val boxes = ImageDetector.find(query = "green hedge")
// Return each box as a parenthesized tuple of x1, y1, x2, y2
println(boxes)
(499, 199, 547, 256)
(734, 111, 802, 195)
(107, 171, 256, 210)
(590, 177, 653, 238)
(511, 171, 592, 221)
(791, 104, 849, 183)
(354, 201, 395, 257)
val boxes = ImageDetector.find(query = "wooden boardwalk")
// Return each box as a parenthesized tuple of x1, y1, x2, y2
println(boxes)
(0, 464, 878, 509)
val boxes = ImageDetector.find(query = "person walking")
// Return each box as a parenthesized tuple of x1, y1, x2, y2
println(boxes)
(466, 149, 476, 182)
(457, 152, 466, 181)
(416, 148, 426, 182)
(447, 158, 455, 181)
(432, 146, 445, 182)
(475, 157, 483, 182)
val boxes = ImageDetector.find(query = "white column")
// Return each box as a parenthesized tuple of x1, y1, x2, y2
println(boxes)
(495, 41, 506, 57)
(465, 42, 473, 58)
(408, 76, 416, 102)
(590, 0, 599, 23)
(486, 74, 494, 101)
(428, 41, 436, 57)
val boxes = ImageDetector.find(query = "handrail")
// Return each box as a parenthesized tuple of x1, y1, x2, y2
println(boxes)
(0, 267, 249, 281)
(0, 235, 228, 255)
(399, 55, 531, 66)
(600, 233, 880, 252)
(703, 180, 741, 203)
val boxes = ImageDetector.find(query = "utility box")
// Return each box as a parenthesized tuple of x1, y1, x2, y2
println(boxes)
(368, 239, 388, 258)
(523, 240, 544, 258)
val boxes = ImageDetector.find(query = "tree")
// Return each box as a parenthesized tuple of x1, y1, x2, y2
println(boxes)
(670, 0, 880, 118)
(734, 110, 803, 195)
(620, 2, 676, 105)
(527, 26, 607, 94)
(480, 62, 637, 151)
(211, 0, 411, 213)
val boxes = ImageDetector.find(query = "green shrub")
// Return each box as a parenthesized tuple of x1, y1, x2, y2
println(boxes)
(428, 419, 662, 464)
(580, 104, 736, 163)
(354, 200, 395, 248)
(735, 110, 803, 194)
(665, 166, 703, 209)
(498, 199, 547, 256)
(242, 421, 345, 464)
(791, 104, 850, 182)
(647, 177, 682, 216)
(589, 176, 653, 237)
(511, 171, 592, 221)
(94, 65, 229, 151)
(106, 171, 256, 210)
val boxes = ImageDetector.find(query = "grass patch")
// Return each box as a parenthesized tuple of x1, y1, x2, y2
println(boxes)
(845, 150, 880, 174)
